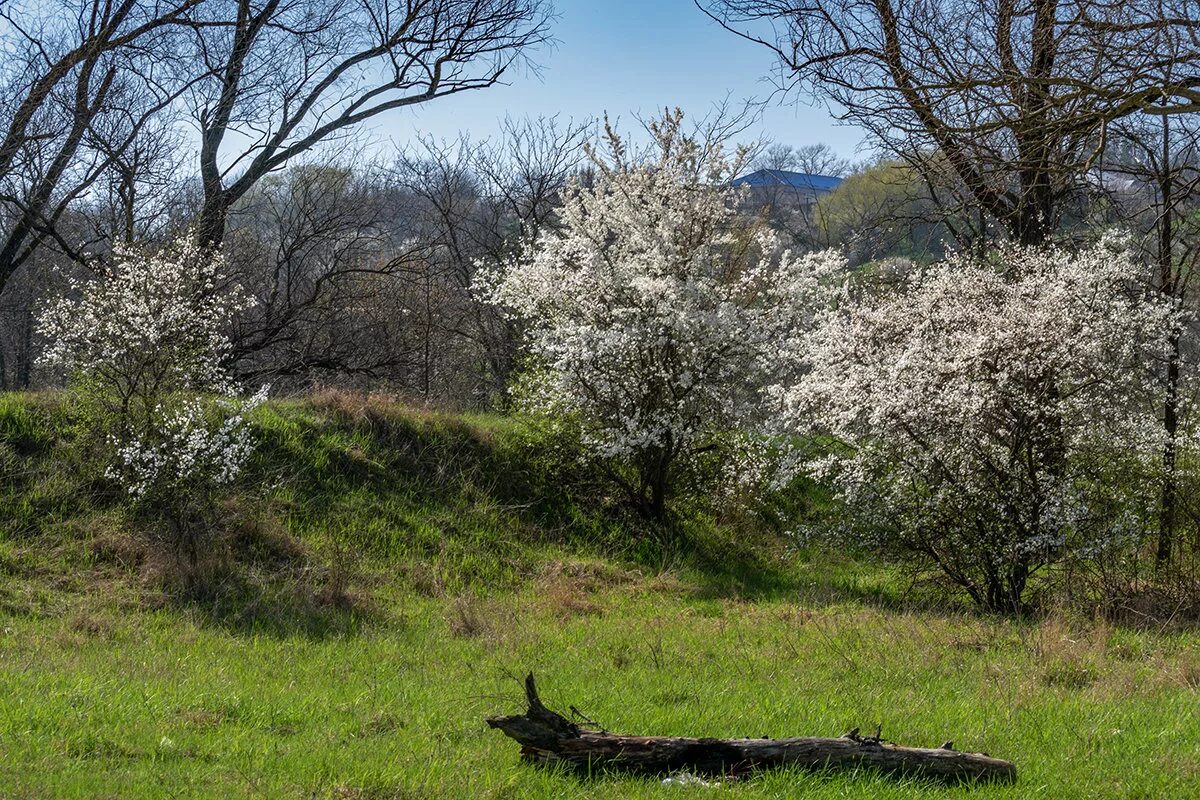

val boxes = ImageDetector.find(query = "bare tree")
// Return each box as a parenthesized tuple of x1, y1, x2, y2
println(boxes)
(81, 112, 189, 246)
(700, 0, 1200, 246)
(1097, 110, 1200, 568)
(755, 142, 850, 177)
(184, 0, 553, 249)
(215, 114, 585, 401)
(390, 115, 588, 403)
(223, 158, 425, 385)
(0, 0, 200, 293)
(0, 0, 555, 393)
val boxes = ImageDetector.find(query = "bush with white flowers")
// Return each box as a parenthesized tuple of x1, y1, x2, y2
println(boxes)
(478, 110, 843, 518)
(785, 240, 1176, 612)
(39, 237, 264, 557)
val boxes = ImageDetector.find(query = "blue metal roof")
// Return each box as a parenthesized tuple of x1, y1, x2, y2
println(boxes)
(732, 169, 843, 192)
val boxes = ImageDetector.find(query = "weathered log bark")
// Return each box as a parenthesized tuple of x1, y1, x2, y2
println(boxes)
(486, 674, 1016, 784)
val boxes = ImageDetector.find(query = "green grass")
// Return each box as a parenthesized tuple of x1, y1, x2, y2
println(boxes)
(1, 392, 1198, 799)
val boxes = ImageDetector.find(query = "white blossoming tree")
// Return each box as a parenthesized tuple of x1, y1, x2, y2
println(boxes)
(479, 110, 842, 519)
(786, 240, 1176, 612)
(39, 237, 264, 560)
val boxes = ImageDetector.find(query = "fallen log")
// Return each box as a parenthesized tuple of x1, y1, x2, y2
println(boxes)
(486, 674, 1017, 784)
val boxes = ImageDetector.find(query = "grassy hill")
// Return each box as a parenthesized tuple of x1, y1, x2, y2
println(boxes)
(0, 392, 1198, 799)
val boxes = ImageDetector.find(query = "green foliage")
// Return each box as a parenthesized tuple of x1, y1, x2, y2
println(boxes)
(814, 159, 946, 264)
(0, 393, 108, 537)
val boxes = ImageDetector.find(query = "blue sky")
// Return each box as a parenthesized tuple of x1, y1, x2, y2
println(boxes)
(378, 0, 866, 158)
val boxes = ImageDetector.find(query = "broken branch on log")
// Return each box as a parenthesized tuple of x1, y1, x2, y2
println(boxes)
(486, 674, 1017, 784)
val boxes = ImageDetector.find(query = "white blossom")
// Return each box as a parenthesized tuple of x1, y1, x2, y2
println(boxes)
(107, 387, 268, 500)
(477, 110, 843, 512)
(782, 242, 1178, 609)
(38, 237, 264, 504)
(39, 237, 252, 396)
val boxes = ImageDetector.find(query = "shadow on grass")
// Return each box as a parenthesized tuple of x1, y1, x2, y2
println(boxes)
(163, 508, 381, 639)
(169, 571, 373, 638)
(674, 523, 983, 620)
(4, 392, 1004, 636)
(253, 398, 959, 620)
(81, 498, 382, 640)
(512, 757, 1004, 792)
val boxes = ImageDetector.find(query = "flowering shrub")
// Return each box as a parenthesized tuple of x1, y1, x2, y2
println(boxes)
(785, 240, 1177, 612)
(108, 390, 267, 500)
(39, 237, 263, 558)
(478, 110, 843, 518)
(39, 237, 251, 402)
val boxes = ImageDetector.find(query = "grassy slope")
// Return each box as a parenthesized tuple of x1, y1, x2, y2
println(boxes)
(0, 392, 1198, 799)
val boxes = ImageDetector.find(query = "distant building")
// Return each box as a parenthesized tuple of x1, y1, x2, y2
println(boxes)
(732, 169, 844, 217)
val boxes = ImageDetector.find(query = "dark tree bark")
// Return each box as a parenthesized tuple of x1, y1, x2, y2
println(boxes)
(1104, 104, 1200, 570)
(1158, 111, 1180, 568)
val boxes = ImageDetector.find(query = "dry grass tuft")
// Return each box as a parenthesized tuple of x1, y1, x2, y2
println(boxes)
(86, 519, 148, 572)
(529, 559, 638, 620)
(356, 711, 406, 737)
(1178, 654, 1200, 690)
(537, 575, 602, 621)
(1029, 614, 1107, 690)
(67, 612, 116, 638)
(536, 558, 636, 590)
(446, 596, 513, 646)
(176, 707, 230, 730)
(1088, 573, 1200, 629)
(398, 561, 447, 598)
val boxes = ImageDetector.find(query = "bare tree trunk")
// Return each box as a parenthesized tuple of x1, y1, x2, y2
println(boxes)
(0, 326, 8, 390)
(1160, 327, 1180, 569)
(1157, 108, 1178, 570)
(635, 443, 673, 521)
(16, 308, 33, 389)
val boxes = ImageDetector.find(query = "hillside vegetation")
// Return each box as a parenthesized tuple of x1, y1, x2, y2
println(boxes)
(1, 392, 1198, 799)
(0, 390, 801, 618)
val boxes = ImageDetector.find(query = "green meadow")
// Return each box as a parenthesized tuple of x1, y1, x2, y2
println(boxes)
(1, 393, 1197, 799)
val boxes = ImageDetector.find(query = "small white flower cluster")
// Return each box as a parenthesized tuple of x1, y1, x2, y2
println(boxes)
(38, 237, 265, 504)
(477, 110, 843, 498)
(107, 388, 268, 500)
